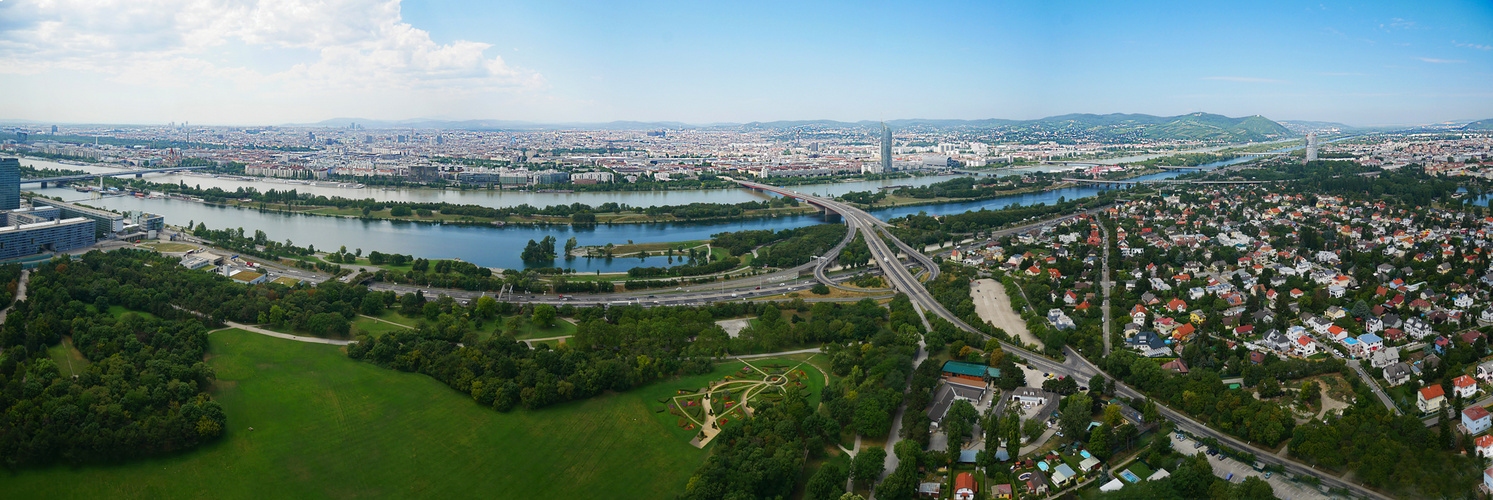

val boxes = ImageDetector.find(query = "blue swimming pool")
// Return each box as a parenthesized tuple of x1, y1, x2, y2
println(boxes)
(1120, 471, 1140, 482)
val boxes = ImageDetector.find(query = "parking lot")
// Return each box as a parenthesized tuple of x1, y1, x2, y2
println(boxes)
(1167, 433, 1335, 500)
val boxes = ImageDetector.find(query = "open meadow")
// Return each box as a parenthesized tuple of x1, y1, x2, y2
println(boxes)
(0, 329, 713, 499)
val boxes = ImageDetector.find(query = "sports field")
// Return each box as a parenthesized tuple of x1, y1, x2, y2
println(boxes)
(0, 329, 714, 499)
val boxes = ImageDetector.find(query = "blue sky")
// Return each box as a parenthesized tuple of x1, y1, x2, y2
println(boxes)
(1, 0, 1489, 125)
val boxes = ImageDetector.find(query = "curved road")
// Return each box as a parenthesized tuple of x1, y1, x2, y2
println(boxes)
(730, 179, 1390, 500)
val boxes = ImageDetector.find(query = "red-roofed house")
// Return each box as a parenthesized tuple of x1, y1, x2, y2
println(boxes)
(1173, 323, 1196, 341)
(1166, 298, 1187, 313)
(1464, 406, 1492, 435)
(1477, 435, 1493, 458)
(1161, 359, 1189, 374)
(1456, 375, 1480, 399)
(955, 472, 976, 500)
(1419, 385, 1447, 413)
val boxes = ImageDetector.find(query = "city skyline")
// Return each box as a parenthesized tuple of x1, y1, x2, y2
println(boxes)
(1, 0, 1491, 126)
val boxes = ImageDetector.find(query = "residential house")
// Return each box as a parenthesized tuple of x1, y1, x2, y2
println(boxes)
(1477, 360, 1493, 384)
(1261, 329, 1291, 353)
(1161, 359, 1190, 374)
(1419, 385, 1447, 414)
(1051, 464, 1077, 486)
(1406, 317, 1434, 339)
(1384, 363, 1413, 387)
(1359, 333, 1384, 352)
(991, 483, 1013, 499)
(1456, 375, 1480, 399)
(1366, 316, 1384, 334)
(1294, 335, 1319, 357)
(1464, 406, 1492, 435)
(1026, 471, 1049, 495)
(1477, 435, 1493, 459)
(1368, 347, 1399, 369)
(955, 472, 975, 500)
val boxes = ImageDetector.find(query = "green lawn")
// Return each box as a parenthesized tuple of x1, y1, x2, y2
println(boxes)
(0, 329, 711, 499)
(46, 337, 90, 378)
(351, 315, 414, 337)
(89, 305, 158, 320)
(138, 242, 198, 253)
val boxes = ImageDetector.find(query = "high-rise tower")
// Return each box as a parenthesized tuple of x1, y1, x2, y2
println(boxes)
(880, 123, 893, 172)
(0, 157, 19, 210)
(1305, 133, 1318, 162)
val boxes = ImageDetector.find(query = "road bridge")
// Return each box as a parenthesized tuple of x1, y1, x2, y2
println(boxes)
(21, 165, 213, 187)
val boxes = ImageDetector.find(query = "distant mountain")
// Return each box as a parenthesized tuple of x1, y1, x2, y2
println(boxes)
(1462, 119, 1493, 131)
(290, 112, 1295, 142)
(291, 118, 724, 131)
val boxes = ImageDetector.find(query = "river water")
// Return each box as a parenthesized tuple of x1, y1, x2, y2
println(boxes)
(17, 155, 1253, 271)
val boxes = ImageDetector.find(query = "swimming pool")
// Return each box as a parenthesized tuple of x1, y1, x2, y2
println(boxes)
(1120, 471, 1140, 482)
(1018, 472, 1033, 481)
(1037, 462, 1050, 471)
(1080, 450, 1092, 459)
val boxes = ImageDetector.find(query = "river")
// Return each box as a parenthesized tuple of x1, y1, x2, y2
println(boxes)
(17, 156, 1251, 271)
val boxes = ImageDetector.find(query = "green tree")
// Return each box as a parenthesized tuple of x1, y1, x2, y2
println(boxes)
(532, 303, 557, 328)
(1060, 392, 1093, 439)
(811, 283, 831, 295)
(806, 462, 848, 500)
(360, 294, 385, 316)
(473, 295, 499, 320)
(564, 237, 579, 259)
(851, 446, 887, 488)
(944, 400, 979, 445)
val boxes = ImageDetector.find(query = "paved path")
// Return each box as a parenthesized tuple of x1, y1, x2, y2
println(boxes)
(0, 269, 31, 326)
(217, 321, 355, 345)
(724, 347, 823, 359)
(522, 335, 573, 346)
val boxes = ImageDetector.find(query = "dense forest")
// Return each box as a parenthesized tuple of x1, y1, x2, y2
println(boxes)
(1288, 387, 1481, 497)
(0, 253, 226, 466)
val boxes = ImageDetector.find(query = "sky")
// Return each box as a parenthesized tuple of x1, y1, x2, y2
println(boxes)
(0, 0, 1490, 126)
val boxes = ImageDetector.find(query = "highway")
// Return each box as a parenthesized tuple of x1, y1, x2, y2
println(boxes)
(731, 179, 1390, 500)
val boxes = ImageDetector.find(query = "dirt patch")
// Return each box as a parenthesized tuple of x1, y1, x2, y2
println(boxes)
(715, 318, 754, 339)
(970, 279, 1043, 349)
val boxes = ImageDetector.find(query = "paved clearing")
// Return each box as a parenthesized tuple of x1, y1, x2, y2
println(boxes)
(970, 279, 1044, 349)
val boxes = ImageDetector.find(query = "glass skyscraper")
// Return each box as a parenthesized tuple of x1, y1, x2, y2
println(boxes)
(880, 123, 892, 172)
(0, 158, 19, 210)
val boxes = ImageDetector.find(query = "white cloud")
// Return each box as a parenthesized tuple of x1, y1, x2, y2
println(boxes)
(0, 0, 542, 117)
(1201, 76, 1290, 84)
(1416, 57, 1465, 64)
(1453, 41, 1492, 51)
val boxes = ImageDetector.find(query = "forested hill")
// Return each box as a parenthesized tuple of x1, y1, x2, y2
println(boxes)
(1462, 118, 1493, 131)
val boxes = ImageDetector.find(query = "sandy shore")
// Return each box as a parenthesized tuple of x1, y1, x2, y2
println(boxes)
(970, 278, 1044, 349)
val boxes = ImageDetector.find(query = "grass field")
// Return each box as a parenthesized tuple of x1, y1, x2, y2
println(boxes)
(45, 337, 90, 378)
(0, 329, 713, 499)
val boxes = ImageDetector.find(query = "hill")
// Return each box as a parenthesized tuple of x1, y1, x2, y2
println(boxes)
(1461, 119, 1493, 131)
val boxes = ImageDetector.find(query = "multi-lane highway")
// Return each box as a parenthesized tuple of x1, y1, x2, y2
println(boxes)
(731, 179, 1390, 500)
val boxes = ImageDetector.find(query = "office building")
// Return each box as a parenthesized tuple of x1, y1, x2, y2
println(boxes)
(1306, 133, 1318, 162)
(0, 158, 19, 210)
(880, 123, 893, 173)
(0, 217, 95, 260)
(32, 199, 124, 237)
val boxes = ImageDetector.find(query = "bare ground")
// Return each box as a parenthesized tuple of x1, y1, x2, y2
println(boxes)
(970, 279, 1044, 349)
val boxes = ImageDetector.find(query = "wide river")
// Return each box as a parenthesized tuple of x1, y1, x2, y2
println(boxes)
(18, 156, 1254, 271)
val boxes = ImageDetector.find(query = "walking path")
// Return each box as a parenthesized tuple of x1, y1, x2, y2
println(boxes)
(522, 335, 573, 346)
(215, 321, 355, 345)
(0, 269, 31, 326)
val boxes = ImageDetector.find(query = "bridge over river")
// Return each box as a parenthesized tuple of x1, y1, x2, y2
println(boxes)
(21, 166, 213, 187)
